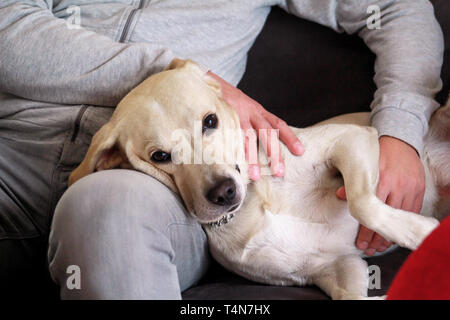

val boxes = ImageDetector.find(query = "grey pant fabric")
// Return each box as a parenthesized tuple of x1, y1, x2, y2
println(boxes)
(0, 103, 209, 298)
(48, 170, 209, 299)
(0, 103, 111, 239)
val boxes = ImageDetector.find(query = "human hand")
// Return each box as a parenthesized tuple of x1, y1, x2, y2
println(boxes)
(336, 136, 426, 256)
(208, 71, 304, 180)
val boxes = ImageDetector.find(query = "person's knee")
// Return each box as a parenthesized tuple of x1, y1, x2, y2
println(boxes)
(48, 170, 203, 298)
(51, 169, 190, 238)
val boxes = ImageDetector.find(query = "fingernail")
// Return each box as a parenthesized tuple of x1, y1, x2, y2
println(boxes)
(365, 249, 376, 256)
(272, 162, 285, 177)
(293, 142, 304, 155)
(249, 165, 260, 180)
(358, 241, 369, 250)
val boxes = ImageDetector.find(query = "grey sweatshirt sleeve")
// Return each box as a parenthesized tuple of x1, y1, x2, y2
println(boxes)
(0, 1, 175, 107)
(280, 0, 444, 155)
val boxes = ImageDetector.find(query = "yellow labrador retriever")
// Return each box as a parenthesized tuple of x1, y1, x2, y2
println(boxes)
(69, 59, 450, 300)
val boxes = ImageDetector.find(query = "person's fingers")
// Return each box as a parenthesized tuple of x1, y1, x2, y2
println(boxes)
(264, 111, 304, 155)
(412, 193, 424, 215)
(335, 186, 346, 200)
(367, 179, 392, 253)
(380, 239, 392, 251)
(356, 225, 375, 251)
(365, 233, 386, 256)
(355, 177, 389, 252)
(365, 190, 402, 253)
(411, 185, 425, 214)
(401, 192, 416, 213)
(250, 116, 284, 177)
(242, 123, 260, 181)
(248, 163, 260, 181)
(376, 177, 390, 204)
(386, 192, 403, 210)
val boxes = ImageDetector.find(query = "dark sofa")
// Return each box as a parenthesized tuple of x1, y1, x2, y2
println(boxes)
(182, 1, 450, 300)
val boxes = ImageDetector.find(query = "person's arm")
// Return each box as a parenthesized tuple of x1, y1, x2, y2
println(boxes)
(0, 1, 175, 106)
(280, 0, 444, 255)
(0, 1, 303, 180)
(280, 0, 443, 155)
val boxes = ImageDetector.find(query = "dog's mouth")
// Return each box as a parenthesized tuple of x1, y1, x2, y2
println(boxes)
(205, 211, 236, 228)
(182, 167, 247, 227)
(191, 190, 244, 227)
(203, 201, 242, 228)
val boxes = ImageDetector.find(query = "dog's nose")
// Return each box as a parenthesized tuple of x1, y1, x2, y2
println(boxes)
(207, 178, 236, 206)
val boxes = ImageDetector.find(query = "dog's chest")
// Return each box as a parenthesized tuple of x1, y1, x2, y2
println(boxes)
(206, 125, 375, 283)
(207, 154, 361, 283)
(246, 178, 360, 257)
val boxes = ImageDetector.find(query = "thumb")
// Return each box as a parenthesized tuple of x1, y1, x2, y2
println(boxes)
(336, 186, 347, 201)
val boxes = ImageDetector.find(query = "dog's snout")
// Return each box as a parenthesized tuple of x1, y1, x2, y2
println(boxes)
(207, 178, 237, 206)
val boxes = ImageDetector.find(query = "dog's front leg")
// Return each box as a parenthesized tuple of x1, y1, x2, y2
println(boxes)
(330, 127, 439, 250)
(313, 255, 375, 300)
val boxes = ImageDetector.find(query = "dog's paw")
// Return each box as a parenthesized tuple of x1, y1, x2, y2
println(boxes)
(396, 216, 439, 250)
(364, 295, 386, 300)
(337, 294, 386, 300)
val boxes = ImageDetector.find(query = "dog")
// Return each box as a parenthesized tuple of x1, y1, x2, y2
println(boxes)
(69, 59, 450, 299)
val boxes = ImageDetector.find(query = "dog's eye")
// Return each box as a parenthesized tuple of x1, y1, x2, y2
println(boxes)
(203, 113, 218, 132)
(151, 150, 171, 163)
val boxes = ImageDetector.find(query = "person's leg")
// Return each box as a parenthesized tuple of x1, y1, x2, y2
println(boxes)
(0, 103, 80, 299)
(48, 169, 210, 299)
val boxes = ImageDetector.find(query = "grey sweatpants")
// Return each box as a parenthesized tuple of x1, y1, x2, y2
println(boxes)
(0, 103, 209, 299)
(48, 170, 210, 299)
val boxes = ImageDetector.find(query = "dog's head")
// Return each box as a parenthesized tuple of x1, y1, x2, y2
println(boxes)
(69, 59, 249, 223)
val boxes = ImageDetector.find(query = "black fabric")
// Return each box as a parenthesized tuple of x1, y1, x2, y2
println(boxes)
(0, 236, 58, 299)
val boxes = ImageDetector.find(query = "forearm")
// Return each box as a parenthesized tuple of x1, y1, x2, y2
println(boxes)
(358, 0, 444, 155)
(0, 2, 175, 106)
(281, 0, 444, 155)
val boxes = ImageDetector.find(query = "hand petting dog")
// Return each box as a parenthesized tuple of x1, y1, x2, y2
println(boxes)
(207, 71, 305, 180)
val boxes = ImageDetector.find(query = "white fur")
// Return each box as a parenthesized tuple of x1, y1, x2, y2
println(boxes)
(207, 103, 449, 300)
(70, 60, 450, 300)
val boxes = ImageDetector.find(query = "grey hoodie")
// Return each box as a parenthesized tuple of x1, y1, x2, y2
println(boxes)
(0, 0, 444, 155)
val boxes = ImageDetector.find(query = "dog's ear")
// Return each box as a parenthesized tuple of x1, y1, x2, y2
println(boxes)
(69, 122, 179, 194)
(164, 58, 188, 71)
(203, 73, 222, 96)
(68, 122, 127, 186)
(123, 141, 179, 194)
(165, 58, 206, 75)
(165, 58, 221, 95)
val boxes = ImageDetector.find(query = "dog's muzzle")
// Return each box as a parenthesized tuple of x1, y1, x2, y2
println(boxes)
(203, 177, 242, 228)
(206, 178, 239, 207)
